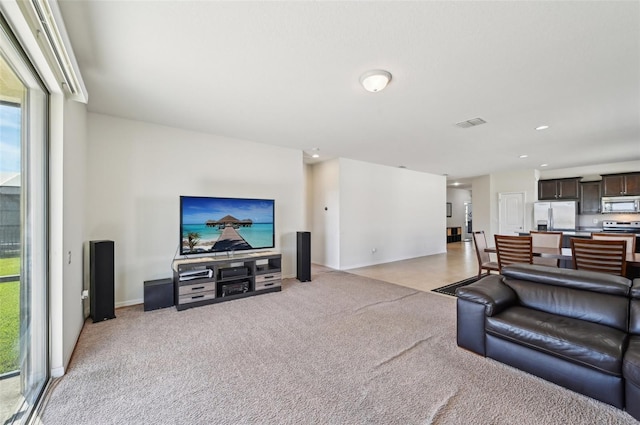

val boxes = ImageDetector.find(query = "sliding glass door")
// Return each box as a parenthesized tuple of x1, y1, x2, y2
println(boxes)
(0, 16, 48, 425)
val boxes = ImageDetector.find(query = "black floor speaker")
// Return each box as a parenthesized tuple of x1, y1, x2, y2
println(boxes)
(297, 231, 311, 282)
(90, 240, 116, 322)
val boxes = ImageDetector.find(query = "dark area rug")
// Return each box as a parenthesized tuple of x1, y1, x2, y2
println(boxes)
(431, 276, 480, 297)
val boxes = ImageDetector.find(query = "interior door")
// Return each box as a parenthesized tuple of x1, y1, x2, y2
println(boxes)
(499, 192, 525, 235)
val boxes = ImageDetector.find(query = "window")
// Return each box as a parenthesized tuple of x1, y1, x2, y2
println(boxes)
(0, 16, 49, 424)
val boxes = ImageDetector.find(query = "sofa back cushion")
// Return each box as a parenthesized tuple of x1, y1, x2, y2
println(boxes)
(501, 264, 631, 331)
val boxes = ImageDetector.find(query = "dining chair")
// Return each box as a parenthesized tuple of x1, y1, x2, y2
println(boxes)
(591, 233, 636, 256)
(472, 231, 499, 279)
(530, 231, 563, 267)
(570, 238, 627, 276)
(494, 234, 533, 272)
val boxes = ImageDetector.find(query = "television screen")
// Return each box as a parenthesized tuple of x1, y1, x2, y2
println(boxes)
(180, 196, 275, 255)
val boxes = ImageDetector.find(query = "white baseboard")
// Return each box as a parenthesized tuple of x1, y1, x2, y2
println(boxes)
(115, 298, 143, 308)
(51, 366, 65, 378)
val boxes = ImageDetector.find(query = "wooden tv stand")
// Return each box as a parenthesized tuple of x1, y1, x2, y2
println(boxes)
(172, 251, 281, 311)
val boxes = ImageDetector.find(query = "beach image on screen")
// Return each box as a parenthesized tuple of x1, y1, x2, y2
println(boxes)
(180, 197, 274, 254)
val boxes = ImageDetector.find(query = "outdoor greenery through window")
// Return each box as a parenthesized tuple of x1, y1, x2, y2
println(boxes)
(0, 101, 21, 377)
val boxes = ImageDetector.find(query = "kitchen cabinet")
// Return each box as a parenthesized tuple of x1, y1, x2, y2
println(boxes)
(602, 173, 640, 196)
(538, 178, 580, 200)
(580, 181, 601, 214)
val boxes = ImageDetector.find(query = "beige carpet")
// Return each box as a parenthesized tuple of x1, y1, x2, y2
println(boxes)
(40, 270, 636, 424)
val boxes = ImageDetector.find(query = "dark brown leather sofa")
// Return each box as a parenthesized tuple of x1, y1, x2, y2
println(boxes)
(625, 281, 640, 419)
(456, 264, 640, 418)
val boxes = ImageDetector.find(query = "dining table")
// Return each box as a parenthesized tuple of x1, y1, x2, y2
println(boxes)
(484, 246, 640, 268)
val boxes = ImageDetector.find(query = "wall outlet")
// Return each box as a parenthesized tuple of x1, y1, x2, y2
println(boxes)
(371, 248, 377, 254)
(593, 219, 598, 224)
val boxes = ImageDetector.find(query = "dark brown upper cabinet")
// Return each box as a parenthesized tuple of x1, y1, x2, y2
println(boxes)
(579, 181, 602, 214)
(538, 178, 580, 200)
(602, 173, 640, 196)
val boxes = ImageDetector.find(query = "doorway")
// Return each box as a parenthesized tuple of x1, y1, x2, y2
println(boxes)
(464, 202, 472, 241)
(498, 192, 525, 235)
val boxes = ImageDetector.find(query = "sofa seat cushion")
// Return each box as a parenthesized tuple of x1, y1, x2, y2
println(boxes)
(623, 336, 640, 385)
(486, 306, 627, 376)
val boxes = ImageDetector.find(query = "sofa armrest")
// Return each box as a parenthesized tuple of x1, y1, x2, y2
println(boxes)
(456, 275, 517, 356)
(456, 275, 517, 316)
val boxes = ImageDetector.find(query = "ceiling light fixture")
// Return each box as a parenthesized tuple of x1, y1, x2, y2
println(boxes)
(310, 147, 320, 158)
(519, 154, 528, 158)
(540, 163, 549, 167)
(535, 125, 550, 131)
(359, 70, 392, 92)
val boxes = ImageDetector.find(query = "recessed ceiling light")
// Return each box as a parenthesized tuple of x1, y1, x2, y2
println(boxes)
(540, 163, 548, 167)
(519, 154, 528, 159)
(453, 182, 460, 186)
(312, 154, 320, 158)
(535, 125, 550, 131)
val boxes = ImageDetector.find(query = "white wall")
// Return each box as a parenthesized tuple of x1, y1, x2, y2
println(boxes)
(491, 168, 538, 234)
(540, 160, 640, 180)
(60, 99, 88, 371)
(471, 175, 491, 239)
(470, 169, 537, 243)
(310, 159, 340, 269)
(310, 158, 446, 270)
(85, 113, 304, 306)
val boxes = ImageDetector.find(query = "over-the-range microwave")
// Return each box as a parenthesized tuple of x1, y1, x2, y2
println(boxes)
(601, 196, 640, 213)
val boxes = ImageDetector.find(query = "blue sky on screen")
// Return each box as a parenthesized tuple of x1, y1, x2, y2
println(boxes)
(0, 103, 21, 173)
(182, 197, 274, 224)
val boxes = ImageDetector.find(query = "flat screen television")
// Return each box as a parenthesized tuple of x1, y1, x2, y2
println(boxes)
(180, 196, 275, 255)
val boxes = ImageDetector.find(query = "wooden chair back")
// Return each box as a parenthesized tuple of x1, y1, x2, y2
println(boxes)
(591, 233, 636, 256)
(472, 231, 499, 278)
(530, 231, 563, 267)
(530, 231, 563, 248)
(494, 235, 533, 271)
(570, 238, 627, 276)
(472, 231, 490, 264)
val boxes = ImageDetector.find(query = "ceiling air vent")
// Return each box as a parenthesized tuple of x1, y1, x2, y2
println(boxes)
(455, 117, 487, 128)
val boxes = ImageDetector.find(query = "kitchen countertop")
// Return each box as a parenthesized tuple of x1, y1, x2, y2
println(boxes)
(560, 231, 593, 237)
(526, 230, 640, 237)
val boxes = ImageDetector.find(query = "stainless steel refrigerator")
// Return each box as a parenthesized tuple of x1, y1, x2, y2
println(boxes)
(533, 201, 578, 231)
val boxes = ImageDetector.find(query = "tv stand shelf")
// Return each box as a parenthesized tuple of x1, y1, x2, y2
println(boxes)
(172, 251, 281, 311)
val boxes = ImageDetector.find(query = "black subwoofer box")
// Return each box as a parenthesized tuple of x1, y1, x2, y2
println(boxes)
(89, 240, 116, 322)
(297, 231, 311, 282)
(144, 278, 174, 311)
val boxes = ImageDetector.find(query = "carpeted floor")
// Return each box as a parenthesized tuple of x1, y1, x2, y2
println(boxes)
(431, 276, 479, 297)
(39, 270, 637, 424)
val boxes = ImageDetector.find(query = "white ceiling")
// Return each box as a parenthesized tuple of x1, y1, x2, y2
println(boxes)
(57, 1, 640, 182)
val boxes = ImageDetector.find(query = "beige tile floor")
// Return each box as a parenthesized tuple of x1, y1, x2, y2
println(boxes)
(343, 240, 479, 294)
